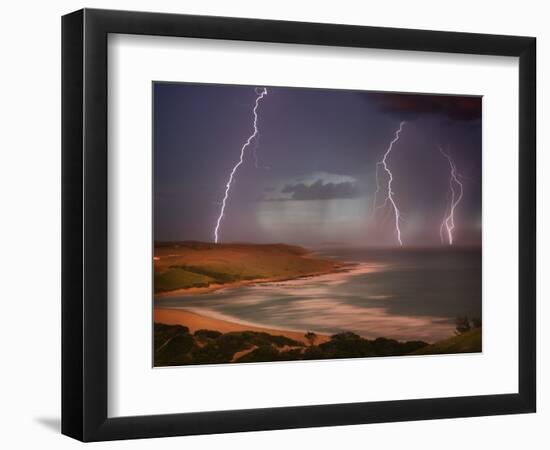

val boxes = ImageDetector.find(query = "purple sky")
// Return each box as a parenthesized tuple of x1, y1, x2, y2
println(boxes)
(154, 83, 481, 248)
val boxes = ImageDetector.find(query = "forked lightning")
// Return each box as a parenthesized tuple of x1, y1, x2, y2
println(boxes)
(213, 88, 268, 243)
(372, 121, 406, 246)
(439, 146, 464, 245)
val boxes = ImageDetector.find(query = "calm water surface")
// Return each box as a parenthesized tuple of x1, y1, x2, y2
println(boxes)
(156, 248, 481, 342)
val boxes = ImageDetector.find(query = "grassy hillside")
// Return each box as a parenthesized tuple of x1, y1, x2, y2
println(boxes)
(154, 241, 339, 293)
(410, 327, 482, 355)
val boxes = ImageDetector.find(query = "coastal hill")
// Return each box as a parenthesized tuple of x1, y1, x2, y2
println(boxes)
(410, 327, 482, 355)
(154, 241, 341, 294)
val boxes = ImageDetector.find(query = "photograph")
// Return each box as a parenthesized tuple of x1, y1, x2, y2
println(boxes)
(153, 83, 482, 367)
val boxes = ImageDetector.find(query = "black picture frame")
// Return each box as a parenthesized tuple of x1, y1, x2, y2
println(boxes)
(62, 8, 536, 442)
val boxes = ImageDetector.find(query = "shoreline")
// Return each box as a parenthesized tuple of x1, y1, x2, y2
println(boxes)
(154, 260, 357, 299)
(154, 308, 330, 345)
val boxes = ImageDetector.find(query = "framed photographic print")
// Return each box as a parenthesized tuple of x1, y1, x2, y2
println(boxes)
(62, 8, 536, 441)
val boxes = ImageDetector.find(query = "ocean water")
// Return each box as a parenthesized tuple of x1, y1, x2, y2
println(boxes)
(156, 248, 481, 343)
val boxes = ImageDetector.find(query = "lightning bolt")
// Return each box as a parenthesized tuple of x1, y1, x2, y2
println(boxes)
(439, 146, 464, 245)
(213, 87, 268, 243)
(372, 121, 406, 246)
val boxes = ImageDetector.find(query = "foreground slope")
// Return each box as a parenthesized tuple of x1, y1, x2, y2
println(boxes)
(410, 328, 482, 355)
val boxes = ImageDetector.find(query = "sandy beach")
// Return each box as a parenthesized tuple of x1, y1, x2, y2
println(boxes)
(154, 308, 330, 345)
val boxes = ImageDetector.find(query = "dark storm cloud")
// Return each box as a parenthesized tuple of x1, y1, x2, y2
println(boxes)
(281, 179, 361, 201)
(369, 93, 481, 121)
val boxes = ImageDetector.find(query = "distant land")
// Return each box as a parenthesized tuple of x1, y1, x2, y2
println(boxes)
(154, 241, 346, 296)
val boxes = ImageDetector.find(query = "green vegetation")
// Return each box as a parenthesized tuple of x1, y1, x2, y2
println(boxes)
(154, 323, 305, 366)
(454, 316, 482, 335)
(405, 315, 482, 356)
(168, 264, 262, 284)
(409, 316, 482, 355)
(410, 327, 481, 355)
(154, 323, 430, 366)
(154, 323, 190, 350)
(305, 331, 318, 346)
(154, 268, 214, 292)
(194, 329, 223, 340)
(153, 242, 339, 294)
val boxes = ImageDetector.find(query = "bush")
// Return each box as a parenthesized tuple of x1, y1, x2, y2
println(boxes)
(191, 342, 229, 364)
(302, 346, 327, 360)
(235, 345, 280, 363)
(153, 321, 431, 366)
(262, 334, 303, 347)
(155, 322, 189, 335)
(320, 333, 376, 358)
(213, 333, 253, 360)
(401, 340, 429, 353)
(305, 331, 317, 346)
(372, 337, 403, 356)
(471, 317, 482, 329)
(455, 316, 472, 335)
(154, 334, 195, 365)
(278, 348, 304, 360)
(330, 332, 362, 342)
(154, 323, 190, 351)
(194, 329, 222, 340)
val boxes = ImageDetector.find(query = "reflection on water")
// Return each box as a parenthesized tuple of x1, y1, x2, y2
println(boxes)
(156, 248, 481, 343)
